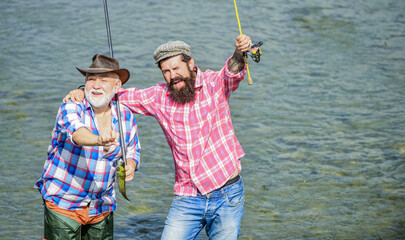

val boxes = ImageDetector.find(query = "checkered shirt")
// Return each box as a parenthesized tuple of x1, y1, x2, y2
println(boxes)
(35, 99, 141, 216)
(118, 57, 246, 196)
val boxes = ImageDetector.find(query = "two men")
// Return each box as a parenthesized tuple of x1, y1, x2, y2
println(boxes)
(35, 54, 141, 239)
(65, 34, 253, 239)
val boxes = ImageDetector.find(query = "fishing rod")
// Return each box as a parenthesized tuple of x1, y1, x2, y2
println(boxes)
(103, 0, 114, 58)
(233, 0, 263, 85)
(102, 0, 130, 201)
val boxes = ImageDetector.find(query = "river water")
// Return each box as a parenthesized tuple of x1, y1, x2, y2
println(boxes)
(1, 0, 404, 239)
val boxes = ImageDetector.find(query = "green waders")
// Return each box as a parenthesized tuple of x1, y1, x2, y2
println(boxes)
(44, 204, 113, 240)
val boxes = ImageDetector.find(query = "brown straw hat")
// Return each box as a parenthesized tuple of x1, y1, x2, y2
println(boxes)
(76, 54, 130, 85)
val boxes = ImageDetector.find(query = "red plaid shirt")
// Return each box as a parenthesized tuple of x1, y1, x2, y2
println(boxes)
(119, 57, 246, 196)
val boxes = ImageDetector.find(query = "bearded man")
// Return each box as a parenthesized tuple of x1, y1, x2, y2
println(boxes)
(36, 54, 141, 240)
(64, 34, 253, 240)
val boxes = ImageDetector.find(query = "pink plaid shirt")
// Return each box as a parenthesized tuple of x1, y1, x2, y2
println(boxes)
(118, 57, 246, 196)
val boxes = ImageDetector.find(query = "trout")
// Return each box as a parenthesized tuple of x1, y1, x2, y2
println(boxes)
(116, 159, 130, 201)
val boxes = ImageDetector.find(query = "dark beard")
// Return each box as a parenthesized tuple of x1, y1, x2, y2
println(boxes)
(168, 69, 196, 104)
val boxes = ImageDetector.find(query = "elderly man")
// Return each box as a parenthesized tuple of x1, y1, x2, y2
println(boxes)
(36, 54, 141, 240)
(65, 34, 253, 239)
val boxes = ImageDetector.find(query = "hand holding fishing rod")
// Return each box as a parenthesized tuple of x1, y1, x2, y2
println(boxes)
(234, 34, 253, 56)
(233, 0, 263, 85)
(96, 128, 135, 186)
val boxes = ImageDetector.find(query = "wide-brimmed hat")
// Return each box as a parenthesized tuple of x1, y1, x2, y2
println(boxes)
(76, 54, 130, 85)
(153, 40, 191, 64)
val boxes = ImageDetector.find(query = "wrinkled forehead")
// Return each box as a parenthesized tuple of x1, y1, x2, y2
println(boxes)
(160, 55, 185, 70)
(86, 72, 119, 79)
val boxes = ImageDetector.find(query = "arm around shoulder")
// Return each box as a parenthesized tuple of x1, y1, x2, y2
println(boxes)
(63, 88, 85, 103)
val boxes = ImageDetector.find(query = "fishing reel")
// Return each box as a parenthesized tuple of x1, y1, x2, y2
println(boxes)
(247, 41, 263, 63)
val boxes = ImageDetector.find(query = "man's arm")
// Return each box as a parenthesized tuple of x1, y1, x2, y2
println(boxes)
(62, 87, 157, 117)
(228, 34, 252, 74)
(228, 51, 245, 73)
(72, 127, 119, 148)
(121, 108, 141, 182)
(63, 89, 85, 103)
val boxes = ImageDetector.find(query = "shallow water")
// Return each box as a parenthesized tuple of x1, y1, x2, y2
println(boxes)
(1, 0, 404, 239)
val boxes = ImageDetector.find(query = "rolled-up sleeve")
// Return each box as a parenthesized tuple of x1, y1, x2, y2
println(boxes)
(123, 107, 141, 171)
(221, 57, 247, 97)
(57, 101, 88, 144)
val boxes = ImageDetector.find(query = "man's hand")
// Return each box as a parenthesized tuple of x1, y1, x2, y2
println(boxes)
(125, 160, 137, 182)
(97, 130, 119, 148)
(228, 34, 252, 73)
(63, 89, 85, 103)
(234, 34, 252, 56)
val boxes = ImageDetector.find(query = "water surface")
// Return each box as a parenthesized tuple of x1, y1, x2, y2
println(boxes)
(1, 0, 404, 239)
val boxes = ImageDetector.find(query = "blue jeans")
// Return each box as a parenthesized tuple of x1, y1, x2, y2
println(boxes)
(161, 177, 244, 240)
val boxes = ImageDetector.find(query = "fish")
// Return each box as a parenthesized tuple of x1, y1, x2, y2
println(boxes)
(116, 159, 130, 201)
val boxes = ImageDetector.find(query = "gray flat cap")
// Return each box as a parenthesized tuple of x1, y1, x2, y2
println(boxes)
(153, 40, 191, 64)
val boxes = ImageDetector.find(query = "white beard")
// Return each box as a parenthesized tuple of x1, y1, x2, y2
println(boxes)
(85, 89, 115, 108)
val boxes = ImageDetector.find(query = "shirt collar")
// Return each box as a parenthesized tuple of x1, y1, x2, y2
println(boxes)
(83, 98, 118, 125)
(83, 98, 92, 110)
(194, 65, 203, 89)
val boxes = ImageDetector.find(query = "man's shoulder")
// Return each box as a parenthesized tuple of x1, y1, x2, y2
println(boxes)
(153, 83, 167, 91)
(119, 103, 134, 114)
(195, 67, 222, 88)
(60, 100, 87, 112)
(118, 103, 137, 120)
